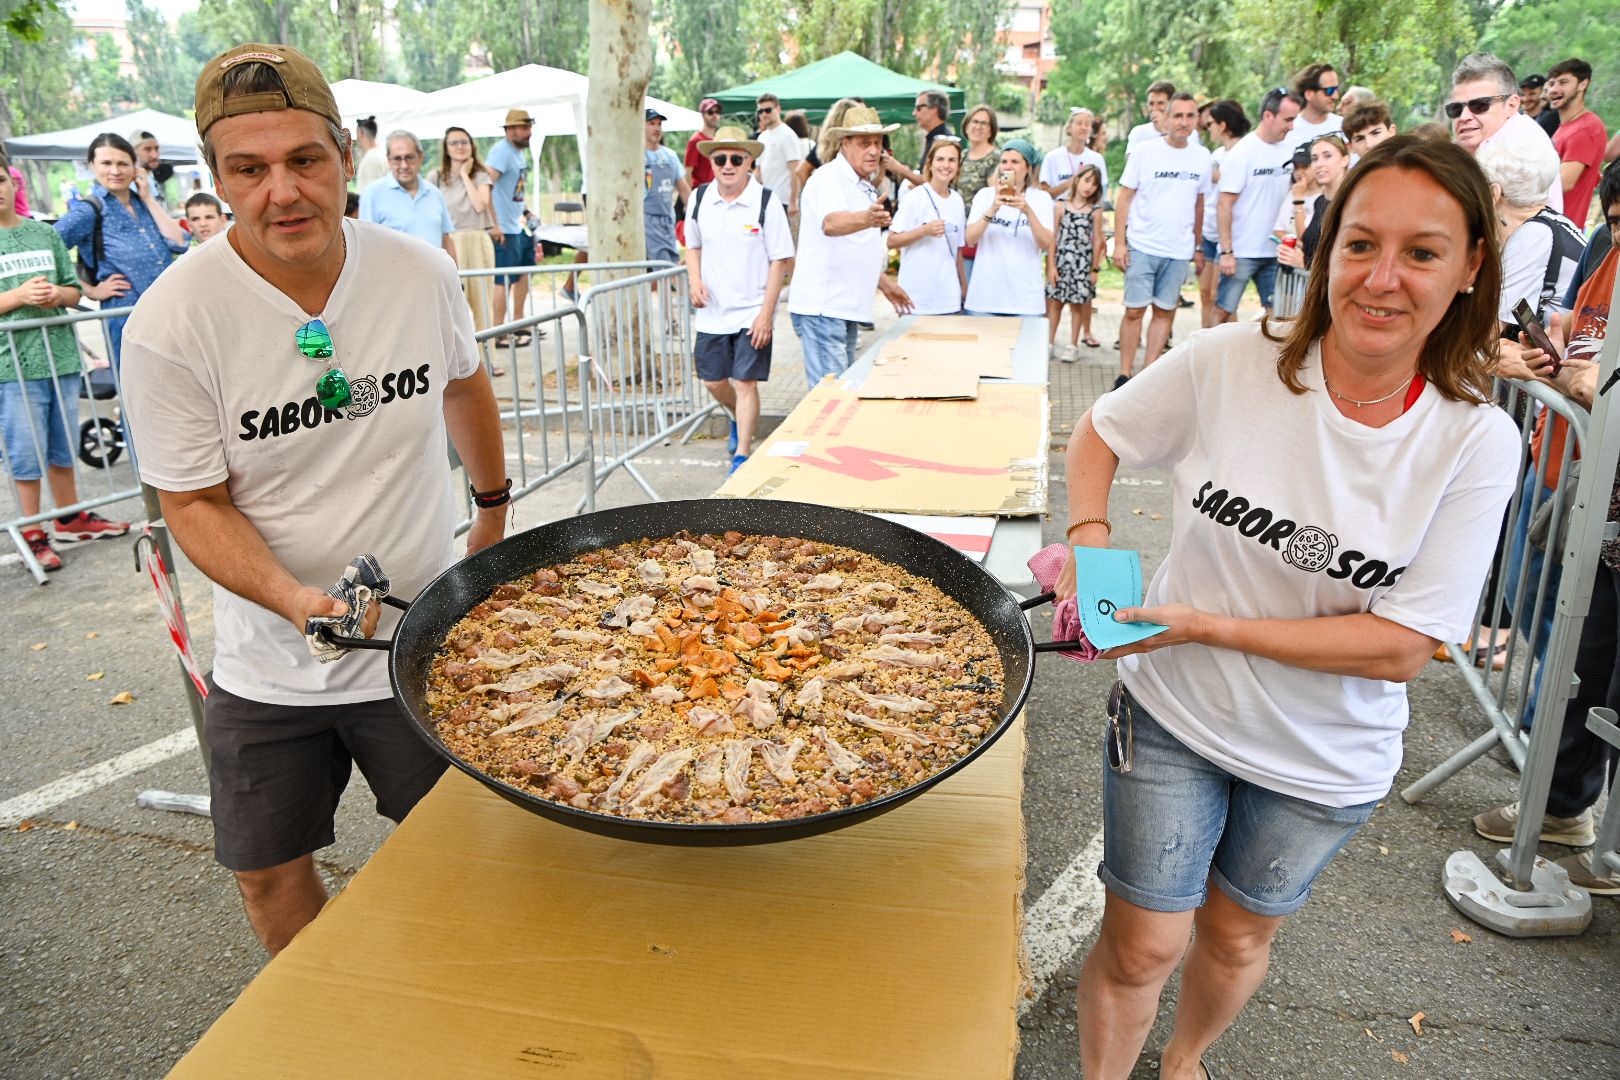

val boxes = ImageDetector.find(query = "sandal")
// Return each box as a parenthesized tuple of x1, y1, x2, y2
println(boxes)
(1082, 336, 1101, 348)
(1472, 642, 1510, 671)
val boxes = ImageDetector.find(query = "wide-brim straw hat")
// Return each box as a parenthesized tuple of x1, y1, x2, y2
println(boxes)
(503, 108, 535, 126)
(698, 125, 764, 158)
(827, 104, 899, 141)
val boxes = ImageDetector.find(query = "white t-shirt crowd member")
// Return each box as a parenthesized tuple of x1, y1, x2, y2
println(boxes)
(1118, 137, 1213, 259)
(1040, 145, 1109, 202)
(755, 123, 805, 205)
(684, 177, 795, 334)
(1091, 323, 1518, 806)
(120, 220, 480, 705)
(1289, 110, 1343, 152)
(1126, 122, 1165, 152)
(1497, 209, 1585, 325)
(892, 182, 966, 315)
(788, 154, 886, 322)
(1201, 145, 1228, 245)
(963, 185, 1054, 316)
(1219, 131, 1295, 258)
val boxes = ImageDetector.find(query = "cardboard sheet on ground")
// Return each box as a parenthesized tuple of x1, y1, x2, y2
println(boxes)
(166, 728, 1029, 1080)
(1073, 547, 1169, 650)
(717, 379, 1048, 516)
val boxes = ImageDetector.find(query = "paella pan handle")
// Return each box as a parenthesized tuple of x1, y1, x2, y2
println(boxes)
(1019, 590, 1089, 654)
(315, 593, 411, 652)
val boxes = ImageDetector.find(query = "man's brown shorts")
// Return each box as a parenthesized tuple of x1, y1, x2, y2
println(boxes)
(203, 676, 447, 872)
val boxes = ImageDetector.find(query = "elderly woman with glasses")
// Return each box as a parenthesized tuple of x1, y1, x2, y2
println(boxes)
(1056, 136, 1518, 1080)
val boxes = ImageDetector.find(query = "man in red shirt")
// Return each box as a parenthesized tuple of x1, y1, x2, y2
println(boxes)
(684, 98, 723, 189)
(1546, 58, 1606, 229)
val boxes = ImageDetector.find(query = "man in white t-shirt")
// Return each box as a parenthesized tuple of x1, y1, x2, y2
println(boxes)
(754, 94, 804, 220)
(1449, 52, 1564, 214)
(1288, 63, 1344, 151)
(119, 44, 508, 957)
(1214, 87, 1302, 322)
(1112, 94, 1212, 387)
(1126, 80, 1175, 154)
(684, 127, 794, 474)
(788, 105, 913, 384)
(1040, 107, 1109, 200)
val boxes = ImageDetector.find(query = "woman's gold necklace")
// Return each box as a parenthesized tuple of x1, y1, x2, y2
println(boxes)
(1323, 370, 1415, 408)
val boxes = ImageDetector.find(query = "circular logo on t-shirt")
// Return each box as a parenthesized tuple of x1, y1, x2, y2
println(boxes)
(1283, 525, 1338, 573)
(345, 374, 380, 420)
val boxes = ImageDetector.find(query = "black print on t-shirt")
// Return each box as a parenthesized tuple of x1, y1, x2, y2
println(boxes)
(1192, 480, 1407, 590)
(1152, 170, 1200, 181)
(236, 363, 431, 441)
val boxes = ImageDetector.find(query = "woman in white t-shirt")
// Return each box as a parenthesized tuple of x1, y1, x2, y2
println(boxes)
(962, 141, 1054, 316)
(1057, 136, 1519, 1079)
(888, 139, 967, 315)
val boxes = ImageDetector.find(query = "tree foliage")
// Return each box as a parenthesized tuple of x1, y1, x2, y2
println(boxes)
(1480, 0, 1620, 111)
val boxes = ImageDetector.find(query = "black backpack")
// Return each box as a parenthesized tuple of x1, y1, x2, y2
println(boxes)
(691, 183, 775, 231)
(71, 194, 105, 283)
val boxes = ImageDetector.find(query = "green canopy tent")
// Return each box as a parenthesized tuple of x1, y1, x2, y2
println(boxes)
(707, 52, 964, 124)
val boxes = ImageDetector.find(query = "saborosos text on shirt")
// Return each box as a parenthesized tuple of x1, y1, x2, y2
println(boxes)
(236, 363, 431, 441)
(1193, 480, 1407, 589)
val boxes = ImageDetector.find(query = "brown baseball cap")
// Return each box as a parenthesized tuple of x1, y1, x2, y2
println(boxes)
(194, 43, 341, 137)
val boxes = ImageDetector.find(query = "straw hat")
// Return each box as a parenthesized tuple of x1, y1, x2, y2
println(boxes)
(697, 125, 764, 159)
(827, 104, 899, 141)
(503, 108, 535, 127)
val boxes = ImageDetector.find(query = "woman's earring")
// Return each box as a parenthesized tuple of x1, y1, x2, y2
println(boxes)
(1463, 285, 1475, 294)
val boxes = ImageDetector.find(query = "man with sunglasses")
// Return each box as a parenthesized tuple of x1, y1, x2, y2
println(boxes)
(754, 94, 803, 224)
(1449, 52, 1564, 215)
(1288, 63, 1343, 152)
(883, 88, 955, 189)
(117, 44, 508, 958)
(684, 98, 724, 190)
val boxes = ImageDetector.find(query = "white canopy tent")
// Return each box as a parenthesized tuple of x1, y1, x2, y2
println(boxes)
(329, 78, 430, 132)
(3, 108, 200, 162)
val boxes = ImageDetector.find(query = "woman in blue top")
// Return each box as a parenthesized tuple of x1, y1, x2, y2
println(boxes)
(54, 133, 188, 365)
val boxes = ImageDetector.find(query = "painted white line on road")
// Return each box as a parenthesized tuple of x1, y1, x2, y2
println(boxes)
(1020, 829, 1106, 1016)
(0, 726, 198, 828)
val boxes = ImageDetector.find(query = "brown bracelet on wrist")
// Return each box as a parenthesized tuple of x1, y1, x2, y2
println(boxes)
(1065, 517, 1112, 538)
(470, 478, 512, 509)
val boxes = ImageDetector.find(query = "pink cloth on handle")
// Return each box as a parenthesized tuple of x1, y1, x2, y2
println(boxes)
(1026, 542, 1100, 662)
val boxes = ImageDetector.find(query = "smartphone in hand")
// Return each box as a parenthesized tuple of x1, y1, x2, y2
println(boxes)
(1513, 298, 1563, 376)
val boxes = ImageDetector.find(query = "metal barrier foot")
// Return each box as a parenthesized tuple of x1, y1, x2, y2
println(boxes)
(1443, 849, 1592, 937)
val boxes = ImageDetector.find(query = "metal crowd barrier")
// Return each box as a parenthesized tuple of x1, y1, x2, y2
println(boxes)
(1273, 268, 1307, 319)
(1, 307, 139, 583)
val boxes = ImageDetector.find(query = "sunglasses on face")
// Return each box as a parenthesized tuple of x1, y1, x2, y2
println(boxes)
(757, 107, 775, 114)
(1317, 84, 1339, 96)
(1445, 94, 1510, 119)
(294, 318, 352, 410)
(711, 152, 750, 168)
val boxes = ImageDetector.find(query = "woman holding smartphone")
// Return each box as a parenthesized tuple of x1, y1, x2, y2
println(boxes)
(1056, 135, 1518, 1080)
(962, 140, 1053, 316)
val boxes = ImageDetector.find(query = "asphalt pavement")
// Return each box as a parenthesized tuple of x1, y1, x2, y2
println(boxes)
(1, 301, 1616, 1080)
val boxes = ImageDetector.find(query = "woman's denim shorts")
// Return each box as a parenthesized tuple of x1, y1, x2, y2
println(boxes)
(1099, 687, 1378, 917)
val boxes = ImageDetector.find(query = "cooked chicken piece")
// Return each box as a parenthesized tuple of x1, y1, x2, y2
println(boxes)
(743, 677, 781, 698)
(676, 540, 717, 574)
(552, 629, 613, 646)
(472, 667, 562, 694)
(627, 620, 660, 638)
(862, 612, 910, 634)
(813, 727, 866, 775)
(760, 560, 782, 579)
(591, 656, 624, 672)
(722, 739, 754, 804)
(487, 696, 570, 738)
(802, 573, 843, 592)
(878, 631, 946, 646)
(603, 593, 657, 628)
(582, 675, 636, 701)
(776, 625, 819, 646)
(635, 559, 667, 583)
(681, 574, 721, 594)
(852, 687, 937, 715)
(821, 661, 866, 680)
(623, 748, 696, 809)
(859, 581, 897, 596)
(495, 607, 550, 628)
(471, 647, 539, 670)
(793, 676, 825, 708)
(602, 741, 659, 806)
(531, 595, 583, 613)
(534, 662, 582, 685)
(734, 694, 778, 730)
(843, 709, 933, 746)
(693, 748, 725, 788)
(555, 715, 598, 764)
(862, 644, 949, 669)
(830, 615, 866, 636)
(757, 738, 804, 784)
(575, 579, 622, 599)
(649, 684, 686, 705)
(739, 591, 771, 615)
(689, 707, 735, 736)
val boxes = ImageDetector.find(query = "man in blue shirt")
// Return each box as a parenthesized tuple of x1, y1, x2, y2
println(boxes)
(486, 108, 534, 336)
(644, 108, 690, 265)
(359, 131, 454, 262)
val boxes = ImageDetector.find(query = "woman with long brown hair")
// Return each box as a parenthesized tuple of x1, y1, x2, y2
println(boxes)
(427, 126, 498, 332)
(1056, 135, 1520, 1080)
